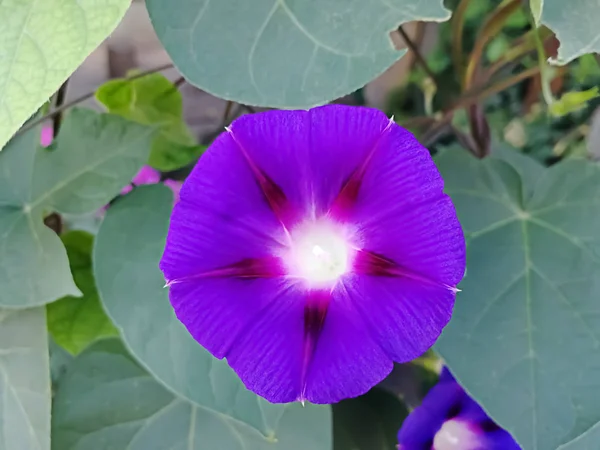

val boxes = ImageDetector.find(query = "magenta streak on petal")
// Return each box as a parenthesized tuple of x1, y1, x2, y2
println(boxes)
(227, 127, 297, 229)
(353, 249, 459, 293)
(328, 117, 394, 220)
(165, 255, 285, 286)
(299, 289, 331, 402)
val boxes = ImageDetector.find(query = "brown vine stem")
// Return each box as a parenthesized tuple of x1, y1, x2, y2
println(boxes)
(398, 24, 438, 88)
(451, 0, 474, 81)
(451, 66, 540, 111)
(17, 63, 175, 137)
(463, 0, 521, 89)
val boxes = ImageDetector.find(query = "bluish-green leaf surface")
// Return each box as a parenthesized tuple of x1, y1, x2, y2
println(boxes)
(146, 0, 449, 108)
(52, 338, 331, 450)
(94, 185, 332, 449)
(0, 308, 50, 450)
(0, 109, 154, 308)
(436, 150, 600, 449)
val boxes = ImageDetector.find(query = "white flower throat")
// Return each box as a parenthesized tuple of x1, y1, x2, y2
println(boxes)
(433, 419, 482, 450)
(286, 220, 351, 286)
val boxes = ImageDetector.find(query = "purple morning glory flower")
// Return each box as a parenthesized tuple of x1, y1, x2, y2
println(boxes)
(160, 105, 465, 404)
(398, 368, 520, 449)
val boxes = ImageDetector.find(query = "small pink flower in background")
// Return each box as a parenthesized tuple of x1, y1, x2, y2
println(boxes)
(40, 125, 54, 147)
(123, 165, 181, 203)
(121, 166, 162, 195)
(163, 178, 182, 203)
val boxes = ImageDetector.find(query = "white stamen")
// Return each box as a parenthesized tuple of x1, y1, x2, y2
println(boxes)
(433, 419, 482, 450)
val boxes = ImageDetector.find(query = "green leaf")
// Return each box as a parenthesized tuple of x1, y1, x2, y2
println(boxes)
(96, 73, 205, 171)
(0, 130, 79, 308)
(49, 337, 73, 388)
(0, 110, 154, 308)
(148, 134, 207, 172)
(333, 388, 407, 450)
(146, 0, 449, 108)
(53, 339, 331, 450)
(530, 0, 543, 26)
(0, 0, 130, 152)
(540, 0, 600, 64)
(558, 421, 600, 450)
(435, 150, 600, 449)
(549, 87, 600, 117)
(35, 109, 156, 214)
(0, 308, 50, 450)
(93, 185, 332, 445)
(47, 231, 117, 355)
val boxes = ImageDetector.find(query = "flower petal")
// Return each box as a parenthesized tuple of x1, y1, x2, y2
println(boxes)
(398, 381, 464, 447)
(302, 284, 393, 404)
(229, 105, 392, 217)
(160, 132, 286, 283)
(225, 284, 306, 403)
(169, 278, 292, 359)
(342, 274, 455, 362)
(484, 429, 521, 449)
(338, 122, 465, 288)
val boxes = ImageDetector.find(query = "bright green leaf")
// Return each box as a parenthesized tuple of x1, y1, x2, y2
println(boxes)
(0, 0, 130, 152)
(53, 339, 331, 450)
(47, 231, 117, 355)
(333, 388, 407, 450)
(146, 0, 450, 108)
(93, 185, 332, 446)
(96, 73, 205, 171)
(435, 150, 600, 449)
(572, 54, 600, 84)
(0, 110, 154, 308)
(549, 87, 600, 117)
(486, 35, 510, 63)
(0, 308, 50, 450)
(530, 0, 543, 26)
(147, 134, 207, 172)
(540, 0, 600, 64)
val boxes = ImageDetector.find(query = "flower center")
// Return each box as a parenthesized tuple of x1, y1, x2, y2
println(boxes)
(286, 220, 351, 286)
(433, 419, 482, 450)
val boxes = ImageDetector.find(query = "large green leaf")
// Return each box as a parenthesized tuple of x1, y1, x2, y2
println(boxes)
(540, 0, 600, 64)
(0, 308, 50, 450)
(47, 231, 117, 355)
(435, 150, 600, 449)
(94, 185, 332, 447)
(0, 109, 154, 308)
(0, 0, 130, 152)
(52, 339, 331, 450)
(333, 388, 407, 450)
(96, 73, 206, 171)
(559, 421, 600, 450)
(146, 0, 449, 108)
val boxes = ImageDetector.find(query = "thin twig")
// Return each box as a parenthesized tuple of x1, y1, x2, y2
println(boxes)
(451, 0, 473, 81)
(52, 79, 69, 137)
(451, 66, 540, 111)
(173, 76, 186, 88)
(221, 101, 234, 125)
(241, 104, 257, 114)
(397, 25, 438, 87)
(17, 63, 175, 136)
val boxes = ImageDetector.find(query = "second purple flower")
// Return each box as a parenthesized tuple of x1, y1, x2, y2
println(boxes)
(160, 105, 466, 404)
